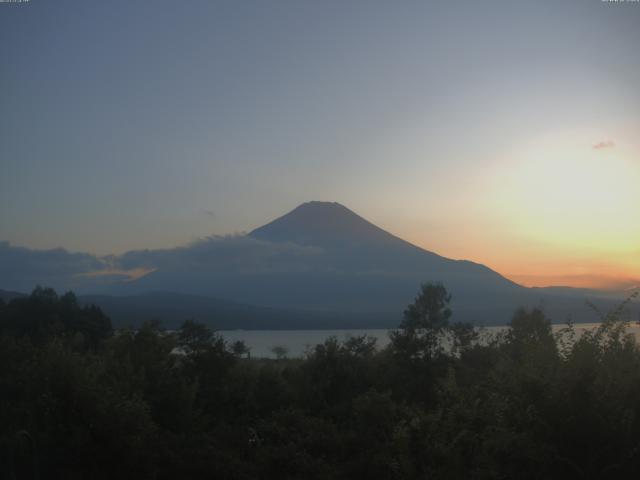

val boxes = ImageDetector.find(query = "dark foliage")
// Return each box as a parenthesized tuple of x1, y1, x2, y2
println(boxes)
(1, 285, 639, 479)
(0, 286, 112, 348)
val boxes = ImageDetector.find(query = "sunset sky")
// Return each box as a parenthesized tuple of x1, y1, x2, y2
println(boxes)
(1, 0, 639, 289)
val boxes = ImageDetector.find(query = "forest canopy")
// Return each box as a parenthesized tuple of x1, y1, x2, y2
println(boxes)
(1, 284, 639, 479)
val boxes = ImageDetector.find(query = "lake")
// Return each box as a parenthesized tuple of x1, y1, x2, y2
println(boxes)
(220, 322, 640, 358)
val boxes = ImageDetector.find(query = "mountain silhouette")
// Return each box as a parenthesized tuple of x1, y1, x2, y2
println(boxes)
(251, 201, 418, 249)
(249, 201, 517, 282)
(119, 201, 615, 325)
(3, 202, 626, 327)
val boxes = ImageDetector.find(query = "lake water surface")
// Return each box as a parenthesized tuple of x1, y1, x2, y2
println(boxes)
(220, 322, 640, 358)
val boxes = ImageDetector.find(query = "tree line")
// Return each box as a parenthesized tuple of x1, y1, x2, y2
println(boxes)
(1, 284, 639, 479)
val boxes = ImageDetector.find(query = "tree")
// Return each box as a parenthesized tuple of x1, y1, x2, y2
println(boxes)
(506, 307, 557, 364)
(449, 321, 477, 354)
(271, 345, 289, 360)
(342, 335, 377, 358)
(390, 282, 452, 360)
(0, 286, 112, 347)
(231, 339, 251, 358)
(178, 319, 214, 354)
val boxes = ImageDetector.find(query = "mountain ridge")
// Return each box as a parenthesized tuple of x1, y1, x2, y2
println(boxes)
(250, 201, 519, 287)
(250, 201, 420, 249)
(122, 201, 594, 324)
(2, 202, 635, 327)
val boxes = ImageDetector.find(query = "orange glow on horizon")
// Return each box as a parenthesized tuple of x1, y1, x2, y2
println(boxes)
(394, 130, 640, 291)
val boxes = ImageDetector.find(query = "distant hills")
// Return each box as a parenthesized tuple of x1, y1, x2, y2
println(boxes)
(1, 202, 636, 328)
(77, 291, 394, 330)
(0, 289, 26, 303)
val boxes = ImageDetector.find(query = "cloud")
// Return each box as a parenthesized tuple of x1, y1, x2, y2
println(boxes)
(116, 235, 323, 274)
(510, 272, 640, 291)
(593, 140, 615, 150)
(0, 236, 325, 293)
(0, 241, 106, 292)
(76, 267, 155, 282)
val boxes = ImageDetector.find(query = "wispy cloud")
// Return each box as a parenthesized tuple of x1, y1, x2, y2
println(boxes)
(0, 236, 324, 293)
(593, 140, 615, 150)
(510, 272, 639, 291)
(0, 241, 106, 292)
(76, 267, 155, 282)
(116, 235, 323, 274)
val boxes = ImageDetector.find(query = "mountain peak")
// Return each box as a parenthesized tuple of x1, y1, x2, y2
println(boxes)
(249, 201, 403, 248)
(288, 200, 350, 215)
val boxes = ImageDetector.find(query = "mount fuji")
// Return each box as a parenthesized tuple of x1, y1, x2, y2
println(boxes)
(1, 202, 628, 328)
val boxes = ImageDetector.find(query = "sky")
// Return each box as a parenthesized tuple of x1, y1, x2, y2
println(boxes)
(1, 0, 639, 289)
